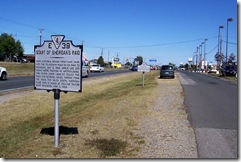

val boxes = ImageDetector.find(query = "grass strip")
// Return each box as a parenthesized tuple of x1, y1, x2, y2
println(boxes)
(0, 71, 159, 158)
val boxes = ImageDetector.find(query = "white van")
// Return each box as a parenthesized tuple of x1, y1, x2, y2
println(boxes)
(82, 60, 89, 78)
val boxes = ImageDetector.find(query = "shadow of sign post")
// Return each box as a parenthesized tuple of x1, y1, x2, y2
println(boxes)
(40, 126, 78, 136)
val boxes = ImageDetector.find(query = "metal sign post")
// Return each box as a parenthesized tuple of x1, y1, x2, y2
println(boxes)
(34, 35, 82, 147)
(142, 71, 145, 86)
(54, 89, 60, 147)
(138, 64, 151, 87)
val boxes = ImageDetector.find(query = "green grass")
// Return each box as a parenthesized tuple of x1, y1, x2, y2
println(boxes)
(0, 71, 159, 158)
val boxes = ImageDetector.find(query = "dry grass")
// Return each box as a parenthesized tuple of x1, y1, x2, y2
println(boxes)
(0, 62, 34, 76)
(0, 71, 159, 158)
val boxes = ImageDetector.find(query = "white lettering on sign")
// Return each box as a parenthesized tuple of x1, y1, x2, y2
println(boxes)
(34, 36, 82, 92)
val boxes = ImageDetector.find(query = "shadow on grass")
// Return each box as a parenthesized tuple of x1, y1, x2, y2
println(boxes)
(40, 125, 78, 136)
(136, 83, 145, 86)
(85, 138, 127, 158)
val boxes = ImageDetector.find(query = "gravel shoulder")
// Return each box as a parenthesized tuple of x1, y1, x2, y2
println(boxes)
(135, 74, 198, 158)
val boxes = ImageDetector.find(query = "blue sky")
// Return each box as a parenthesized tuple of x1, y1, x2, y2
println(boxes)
(0, 0, 238, 66)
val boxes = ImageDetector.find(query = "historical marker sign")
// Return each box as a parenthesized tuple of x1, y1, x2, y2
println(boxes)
(34, 35, 83, 92)
(137, 64, 151, 87)
(138, 64, 151, 72)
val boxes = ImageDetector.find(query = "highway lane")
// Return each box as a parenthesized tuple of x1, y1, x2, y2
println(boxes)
(0, 76, 34, 92)
(177, 71, 238, 158)
(0, 70, 133, 92)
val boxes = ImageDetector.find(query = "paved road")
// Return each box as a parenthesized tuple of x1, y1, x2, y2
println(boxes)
(177, 71, 238, 158)
(0, 70, 132, 92)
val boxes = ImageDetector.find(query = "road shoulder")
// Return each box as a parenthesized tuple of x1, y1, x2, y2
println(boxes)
(135, 74, 198, 158)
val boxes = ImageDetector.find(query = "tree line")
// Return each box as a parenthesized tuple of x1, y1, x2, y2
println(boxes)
(0, 33, 24, 61)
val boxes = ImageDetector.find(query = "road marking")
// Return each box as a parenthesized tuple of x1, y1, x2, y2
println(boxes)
(177, 72, 197, 85)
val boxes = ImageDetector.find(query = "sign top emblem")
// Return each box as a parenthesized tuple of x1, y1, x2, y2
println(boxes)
(51, 35, 65, 49)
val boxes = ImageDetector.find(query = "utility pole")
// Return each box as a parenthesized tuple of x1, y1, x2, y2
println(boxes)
(199, 44, 202, 70)
(218, 26, 224, 70)
(193, 52, 195, 71)
(38, 29, 44, 45)
(203, 39, 208, 71)
(226, 18, 233, 63)
(101, 48, 103, 56)
(220, 32, 223, 67)
(196, 46, 199, 72)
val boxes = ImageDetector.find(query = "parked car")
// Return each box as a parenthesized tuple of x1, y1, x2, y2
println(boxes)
(13, 56, 28, 63)
(130, 65, 138, 71)
(208, 69, 217, 73)
(222, 65, 237, 76)
(82, 60, 89, 78)
(90, 64, 105, 72)
(160, 65, 174, 79)
(0, 66, 7, 80)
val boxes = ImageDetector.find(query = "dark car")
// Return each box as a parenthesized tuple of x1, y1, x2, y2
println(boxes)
(160, 65, 175, 78)
(222, 65, 237, 76)
(130, 65, 138, 71)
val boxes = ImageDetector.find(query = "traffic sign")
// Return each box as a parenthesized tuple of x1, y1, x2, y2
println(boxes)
(149, 59, 157, 62)
(34, 35, 83, 92)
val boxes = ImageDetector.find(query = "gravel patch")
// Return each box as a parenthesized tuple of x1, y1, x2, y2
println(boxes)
(0, 91, 30, 104)
(135, 76, 198, 158)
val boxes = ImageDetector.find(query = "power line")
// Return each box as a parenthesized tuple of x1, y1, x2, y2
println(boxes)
(206, 44, 219, 55)
(0, 16, 40, 29)
(222, 40, 237, 45)
(94, 36, 218, 49)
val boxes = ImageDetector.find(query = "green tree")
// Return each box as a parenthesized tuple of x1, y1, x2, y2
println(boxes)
(134, 56, 143, 65)
(15, 40, 24, 57)
(0, 33, 24, 61)
(125, 61, 132, 66)
(169, 62, 176, 67)
(184, 63, 189, 70)
(228, 53, 236, 63)
(97, 56, 105, 66)
(214, 52, 224, 69)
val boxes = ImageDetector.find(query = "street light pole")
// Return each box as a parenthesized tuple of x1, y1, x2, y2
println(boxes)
(38, 29, 44, 45)
(203, 39, 208, 71)
(196, 46, 199, 71)
(226, 18, 233, 63)
(218, 26, 224, 70)
(199, 44, 202, 70)
(193, 52, 195, 71)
